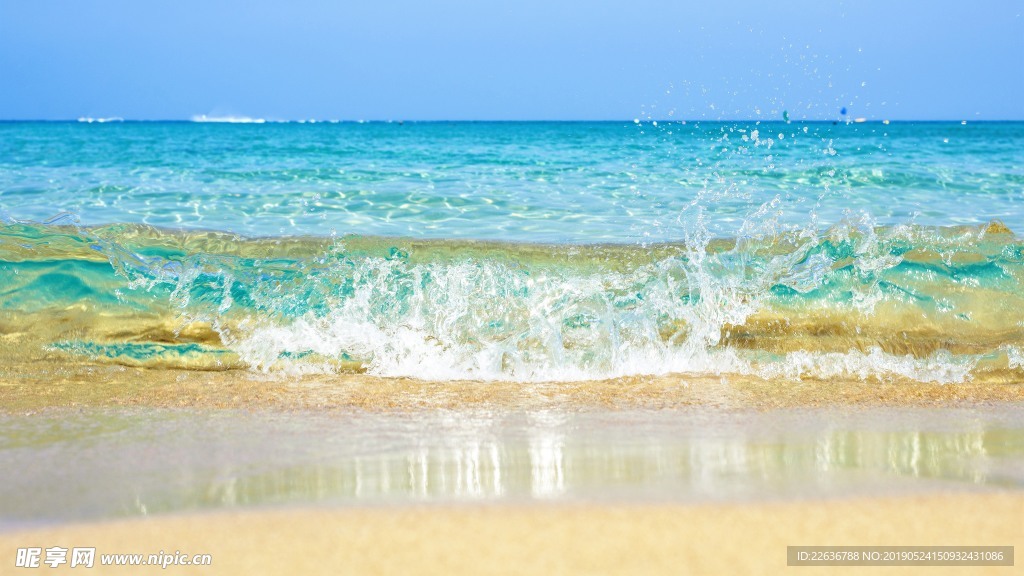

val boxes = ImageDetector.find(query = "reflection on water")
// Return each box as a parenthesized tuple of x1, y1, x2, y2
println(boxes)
(1, 406, 1022, 525)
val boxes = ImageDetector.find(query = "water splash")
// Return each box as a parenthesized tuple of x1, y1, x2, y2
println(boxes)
(3, 217, 1019, 383)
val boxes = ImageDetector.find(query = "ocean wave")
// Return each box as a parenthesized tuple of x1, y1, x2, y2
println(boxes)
(76, 117, 125, 123)
(2, 218, 1021, 384)
(190, 114, 266, 124)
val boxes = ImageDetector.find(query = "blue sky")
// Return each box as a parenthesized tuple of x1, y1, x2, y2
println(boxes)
(1, 0, 1021, 120)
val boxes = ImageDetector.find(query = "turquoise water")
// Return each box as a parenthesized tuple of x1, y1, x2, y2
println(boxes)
(1, 121, 1022, 381)
(2, 121, 1021, 241)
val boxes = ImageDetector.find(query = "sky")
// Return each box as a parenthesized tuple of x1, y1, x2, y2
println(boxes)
(1, 0, 1021, 121)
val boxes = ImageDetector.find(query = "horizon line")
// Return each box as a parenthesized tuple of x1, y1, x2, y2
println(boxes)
(1, 118, 1021, 124)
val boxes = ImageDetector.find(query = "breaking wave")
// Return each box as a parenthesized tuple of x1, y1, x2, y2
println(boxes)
(1, 214, 1021, 384)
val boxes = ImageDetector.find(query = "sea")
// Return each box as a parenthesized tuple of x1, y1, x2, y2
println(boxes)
(1, 120, 1022, 383)
(2, 119, 1024, 524)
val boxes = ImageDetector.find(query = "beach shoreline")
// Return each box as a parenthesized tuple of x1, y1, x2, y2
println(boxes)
(2, 344, 1024, 412)
(3, 357, 1023, 413)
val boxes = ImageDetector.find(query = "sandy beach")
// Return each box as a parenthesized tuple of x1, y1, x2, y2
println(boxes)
(1, 493, 1020, 575)
(2, 367, 1022, 573)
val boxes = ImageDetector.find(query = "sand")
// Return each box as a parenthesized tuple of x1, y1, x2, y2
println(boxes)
(2, 349, 1022, 575)
(1, 493, 1020, 575)
(3, 357, 1024, 414)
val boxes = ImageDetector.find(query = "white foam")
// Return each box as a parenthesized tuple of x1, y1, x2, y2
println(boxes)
(77, 117, 124, 123)
(217, 251, 763, 382)
(1003, 345, 1024, 371)
(190, 114, 266, 124)
(761, 348, 976, 384)
(113, 207, 991, 385)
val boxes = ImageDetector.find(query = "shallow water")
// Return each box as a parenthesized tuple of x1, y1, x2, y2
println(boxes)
(1, 405, 1021, 528)
(2, 121, 1022, 383)
(2, 121, 1022, 241)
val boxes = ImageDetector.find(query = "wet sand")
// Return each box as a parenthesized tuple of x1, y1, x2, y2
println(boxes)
(2, 356, 1024, 413)
(2, 356, 1022, 574)
(5, 404, 1021, 525)
(1, 493, 1020, 575)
